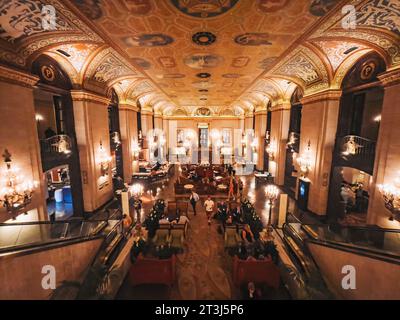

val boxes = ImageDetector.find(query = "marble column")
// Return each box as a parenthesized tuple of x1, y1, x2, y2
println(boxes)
(71, 90, 112, 213)
(270, 102, 291, 186)
(0, 66, 46, 222)
(254, 110, 267, 171)
(299, 90, 342, 215)
(367, 69, 400, 229)
(119, 103, 138, 182)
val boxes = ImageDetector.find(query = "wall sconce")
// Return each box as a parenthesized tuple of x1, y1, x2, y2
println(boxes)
(98, 141, 112, 176)
(266, 137, 277, 161)
(296, 140, 312, 178)
(378, 175, 400, 221)
(0, 149, 38, 216)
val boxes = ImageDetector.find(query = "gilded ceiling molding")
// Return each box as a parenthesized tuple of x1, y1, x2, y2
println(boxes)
(272, 46, 329, 95)
(0, 65, 39, 88)
(44, 51, 80, 85)
(70, 90, 110, 105)
(331, 48, 374, 89)
(315, 30, 399, 67)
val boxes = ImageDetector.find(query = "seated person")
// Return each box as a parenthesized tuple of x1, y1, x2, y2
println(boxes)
(242, 282, 262, 300)
(230, 206, 242, 224)
(225, 215, 233, 226)
(151, 161, 162, 172)
(241, 224, 255, 244)
(178, 214, 190, 225)
(159, 216, 171, 225)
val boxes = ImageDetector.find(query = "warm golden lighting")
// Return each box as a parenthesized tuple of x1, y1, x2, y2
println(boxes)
(378, 174, 400, 221)
(266, 137, 277, 160)
(297, 140, 313, 178)
(0, 149, 38, 216)
(98, 141, 112, 176)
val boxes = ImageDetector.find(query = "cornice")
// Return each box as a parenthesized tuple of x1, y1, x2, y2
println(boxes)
(119, 103, 139, 112)
(0, 65, 39, 88)
(378, 68, 400, 88)
(70, 90, 110, 105)
(301, 89, 342, 105)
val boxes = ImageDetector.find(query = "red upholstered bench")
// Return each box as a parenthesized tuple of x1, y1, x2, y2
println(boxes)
(129, 254, 176, 287)
(233, 256, 280, 289)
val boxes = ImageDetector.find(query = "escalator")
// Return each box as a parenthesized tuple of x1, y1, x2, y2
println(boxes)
(0, 211, 127, 300)
(282, 215, 400, 299)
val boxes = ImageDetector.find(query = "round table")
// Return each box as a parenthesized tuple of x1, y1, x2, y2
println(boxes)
(215, 176, 223, 181)
(184, 184, 194, 190)
(217, 184, 227, 190)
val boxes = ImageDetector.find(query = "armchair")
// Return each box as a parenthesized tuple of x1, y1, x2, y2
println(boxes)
(168, 228, 185, 252)
(224, 225, 242, 249)
(153, 228, 170, 247)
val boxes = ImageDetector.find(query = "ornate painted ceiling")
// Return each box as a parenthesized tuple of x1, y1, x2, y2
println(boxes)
(0, 0, 399, 116)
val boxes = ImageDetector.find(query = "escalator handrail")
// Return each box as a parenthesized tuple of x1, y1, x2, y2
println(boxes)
(307, 238, 400, 265)
(0, 220, 110, 255)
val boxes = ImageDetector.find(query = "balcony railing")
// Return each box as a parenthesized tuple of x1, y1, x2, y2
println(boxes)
(40, 134, 72, 160)
(334, 135, 376, 175)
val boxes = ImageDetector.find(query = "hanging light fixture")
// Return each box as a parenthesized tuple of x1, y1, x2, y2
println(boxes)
(0, 149, 38, 216)
(296, 140, 313, 178)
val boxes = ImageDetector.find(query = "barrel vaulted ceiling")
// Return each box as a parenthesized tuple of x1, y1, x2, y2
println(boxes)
(0, 0, 399, 116)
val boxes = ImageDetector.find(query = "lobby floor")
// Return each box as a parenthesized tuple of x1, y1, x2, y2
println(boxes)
(116, 167, 295, 300)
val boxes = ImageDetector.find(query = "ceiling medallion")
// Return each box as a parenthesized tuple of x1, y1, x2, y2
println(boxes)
(192, 32, 217, 46)
(196, 72, 211, 78)
(199, 89, 209, 93)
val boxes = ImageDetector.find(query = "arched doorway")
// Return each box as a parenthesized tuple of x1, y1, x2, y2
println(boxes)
(327, 52, 386, 225)
(32, 55, 84, 219)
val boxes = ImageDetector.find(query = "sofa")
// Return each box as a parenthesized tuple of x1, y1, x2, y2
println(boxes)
(129, 254, 176, 287)
(232, 256, 280, 289)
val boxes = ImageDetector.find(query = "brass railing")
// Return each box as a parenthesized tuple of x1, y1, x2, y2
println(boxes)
(40, 134, 72, 157)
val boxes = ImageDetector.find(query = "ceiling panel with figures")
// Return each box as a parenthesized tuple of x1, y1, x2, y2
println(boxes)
(66, 0, 340, 108)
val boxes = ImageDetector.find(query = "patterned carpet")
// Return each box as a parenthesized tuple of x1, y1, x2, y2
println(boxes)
(170, 205, 236, 300)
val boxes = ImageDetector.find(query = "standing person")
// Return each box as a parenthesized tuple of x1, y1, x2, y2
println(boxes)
(189, 189, 200, 216)
(204, 196, 215, 226)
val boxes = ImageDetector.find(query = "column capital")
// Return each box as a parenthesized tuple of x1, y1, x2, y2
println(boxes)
(254, 109, 268, 116)
(70, 90, 110, 105)
(301, 89, 342, 105)
(119, 103, 139, 112)
(271, 101, 291, 112)
(378, 68, 400, 88)
(0, 65, 39, 88)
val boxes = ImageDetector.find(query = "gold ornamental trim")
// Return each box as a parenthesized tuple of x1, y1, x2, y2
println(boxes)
(0, 65, 39, 88)
(378, 68, 400, 88)
(70, 90, 110, 105)
(301, 89, 342, 105)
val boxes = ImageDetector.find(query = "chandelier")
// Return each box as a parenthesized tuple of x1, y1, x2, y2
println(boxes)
(378, 175, 400, 221)
(296, 140, 313, 178)
(0, 149, 38, 215)
(129, 183, 144, 198)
